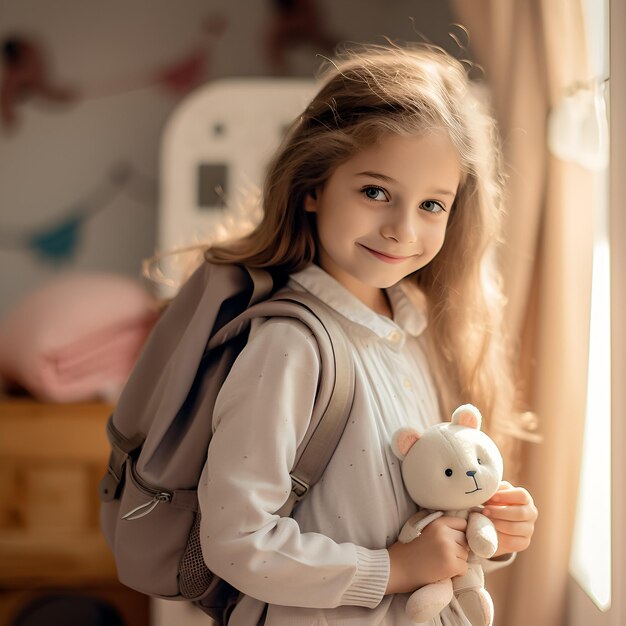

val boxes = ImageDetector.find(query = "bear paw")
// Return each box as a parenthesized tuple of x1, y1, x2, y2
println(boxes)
(406, 579, 453, 623)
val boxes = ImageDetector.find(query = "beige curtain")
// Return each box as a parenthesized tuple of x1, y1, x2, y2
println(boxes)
(451, 2, 595, 625)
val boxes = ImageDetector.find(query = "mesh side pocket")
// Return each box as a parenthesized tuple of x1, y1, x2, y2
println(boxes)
(179, 513, 214, 599)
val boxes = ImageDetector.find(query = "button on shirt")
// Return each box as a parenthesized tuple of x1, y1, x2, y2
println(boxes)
(198, 264, 507, 626)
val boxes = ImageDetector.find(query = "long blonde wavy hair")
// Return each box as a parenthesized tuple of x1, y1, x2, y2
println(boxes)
(202, 43, 518, 439)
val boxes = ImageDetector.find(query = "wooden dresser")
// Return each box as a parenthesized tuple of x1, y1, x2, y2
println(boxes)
(0, 399, 149, 625)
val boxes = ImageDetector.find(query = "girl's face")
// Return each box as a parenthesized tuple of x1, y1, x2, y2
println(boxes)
(305, 130, 461, 309)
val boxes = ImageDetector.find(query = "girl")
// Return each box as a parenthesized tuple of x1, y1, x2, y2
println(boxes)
(198, 43, 538, 625)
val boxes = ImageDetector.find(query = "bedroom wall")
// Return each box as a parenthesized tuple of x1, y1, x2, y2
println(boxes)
(0, 0, 461, 319)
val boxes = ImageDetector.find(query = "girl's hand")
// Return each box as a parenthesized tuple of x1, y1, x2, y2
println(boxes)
(482, 481, 538, 558)
(385, 516, 469, 595)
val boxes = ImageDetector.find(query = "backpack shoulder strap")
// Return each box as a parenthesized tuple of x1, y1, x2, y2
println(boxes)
(209, 287, 355, 517)
(271, 292, 355, 517)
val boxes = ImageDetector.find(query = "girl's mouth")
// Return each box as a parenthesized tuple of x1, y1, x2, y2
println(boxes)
(358, 244, 412, 264)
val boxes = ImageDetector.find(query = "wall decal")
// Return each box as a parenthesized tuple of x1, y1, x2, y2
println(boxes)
(265, 0, 338, 74)
(1, 34, 76, 129)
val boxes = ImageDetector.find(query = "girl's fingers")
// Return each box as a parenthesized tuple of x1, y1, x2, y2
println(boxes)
(485, 487, 533, 507)
(455, 541, 470, 559)
(482, 483, 538, 555)
(482, 505, 538, 524)
(483, 504, 538, 522)
(488, 519, 535, 537)
(497, 534, 532, 553)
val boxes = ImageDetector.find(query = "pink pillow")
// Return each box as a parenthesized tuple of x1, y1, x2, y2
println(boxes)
(0, 272, 158, 403)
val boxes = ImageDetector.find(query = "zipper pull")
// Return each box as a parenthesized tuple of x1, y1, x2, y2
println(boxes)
(122, 493, 171, 521)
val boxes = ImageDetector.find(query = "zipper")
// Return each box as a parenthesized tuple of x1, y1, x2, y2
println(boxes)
(121, 493, 171, 520)
(121, 459, 172, 521)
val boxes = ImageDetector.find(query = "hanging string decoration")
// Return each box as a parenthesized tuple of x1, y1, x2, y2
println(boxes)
(1, 15, 228, 129)
(0, 163, 157, 264)
(80, 15, 227, 100)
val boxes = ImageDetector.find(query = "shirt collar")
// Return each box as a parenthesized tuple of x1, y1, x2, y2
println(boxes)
(288, 264, 428, 340)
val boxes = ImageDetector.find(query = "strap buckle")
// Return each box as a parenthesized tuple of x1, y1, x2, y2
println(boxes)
(99, 468, 122, 502)
(290, 475, 309, 499)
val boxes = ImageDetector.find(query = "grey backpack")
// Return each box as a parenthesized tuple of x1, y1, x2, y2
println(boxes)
(98, 254, 355, 624)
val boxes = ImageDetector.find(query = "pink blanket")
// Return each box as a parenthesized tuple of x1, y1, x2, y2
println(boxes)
(0, 273, 158, 403)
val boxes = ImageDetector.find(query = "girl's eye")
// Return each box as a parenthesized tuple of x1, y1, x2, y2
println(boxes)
(362, 186, 388, 201)
(420, 200, 446, 213)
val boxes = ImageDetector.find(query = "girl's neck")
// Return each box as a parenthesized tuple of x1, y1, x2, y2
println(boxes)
(368, 290, 393, 319)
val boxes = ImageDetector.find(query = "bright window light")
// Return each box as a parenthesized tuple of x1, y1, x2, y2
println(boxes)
(570, 231, 611, 610)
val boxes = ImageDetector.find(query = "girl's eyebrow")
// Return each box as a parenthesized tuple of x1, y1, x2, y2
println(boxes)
(355, 170, 397, 184)
(355, 171, 457, 197)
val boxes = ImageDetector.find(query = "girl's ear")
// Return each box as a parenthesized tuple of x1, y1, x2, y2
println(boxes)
(392, 427, 421, 459)
(451, 404, 482, 430)
(304, 189, 318, 213)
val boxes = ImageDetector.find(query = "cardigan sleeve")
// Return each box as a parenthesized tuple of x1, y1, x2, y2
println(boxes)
(198, 318, 389, 609)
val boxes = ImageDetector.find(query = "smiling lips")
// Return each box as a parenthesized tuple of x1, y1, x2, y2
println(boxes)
(358, 243, 414, 264)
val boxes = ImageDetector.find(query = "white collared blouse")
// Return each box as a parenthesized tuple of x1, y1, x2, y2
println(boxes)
(199, 264, 509, 626)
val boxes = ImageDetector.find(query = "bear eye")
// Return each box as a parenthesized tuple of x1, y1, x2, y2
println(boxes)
(477, 458, 482, 464)
(445, 468, 453, 477)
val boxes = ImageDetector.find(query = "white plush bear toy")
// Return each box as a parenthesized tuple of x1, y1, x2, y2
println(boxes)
(392, 404, 503, 626)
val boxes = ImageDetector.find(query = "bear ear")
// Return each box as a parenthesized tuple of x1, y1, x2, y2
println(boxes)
(451, 404, 482, 430)
(392, 427, 422, 459)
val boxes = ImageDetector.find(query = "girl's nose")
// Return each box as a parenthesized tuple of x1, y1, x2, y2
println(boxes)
(381, 208, 419, 244)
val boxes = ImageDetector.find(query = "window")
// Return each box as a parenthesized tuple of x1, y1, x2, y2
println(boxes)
(568, 3, 610, 602)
